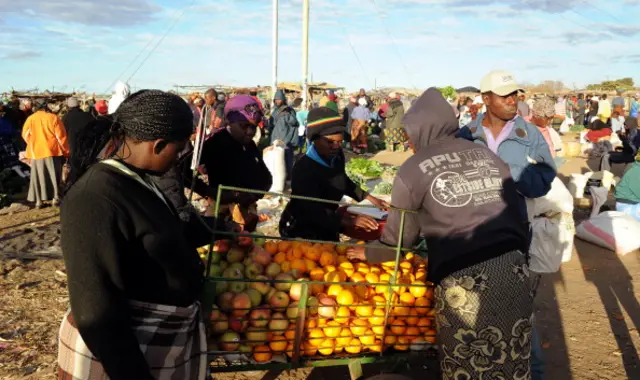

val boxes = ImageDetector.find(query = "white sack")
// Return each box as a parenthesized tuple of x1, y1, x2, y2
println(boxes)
(530, 214, 575, 272)
(526, 177, 574, 222)
(567, 173, 589, 199)
(263, 140, 286, 193)
(576, 211, 640, 255)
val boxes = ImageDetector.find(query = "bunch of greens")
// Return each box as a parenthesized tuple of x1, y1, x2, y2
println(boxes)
(372, 181, 393, 195)
(381, 166, 399, 182)
(346, 158, 384, 179)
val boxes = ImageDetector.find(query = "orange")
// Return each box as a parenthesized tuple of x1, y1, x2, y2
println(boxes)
(424, 329, 437, 344)
(278, 241, 292, 253)
(371, 295, 386, 307)
(253, 345, 272, 362)
(384, 333, 397, 346)
(303, 340, 317, 356)
(324, 265, 337, 273)
(305, 318, 318, 330)
(291, 259, 307, 273)
(323, 321, 342, 338)
(273, 252, 287, 264)
(417, 317, 432, 333)
(336, 245, 348, 254)
(368, 308, 386, 326)
(368, 287, 378, 299)
(284, 327, 297, 341)
(379, 273, 391, 283)
(375, 284, 391, 295)
(409, 282, 427, 298)
(318, 338, 335, 356)
(339, 262, 355, 277)
(269, 335, 288, 353)
(389, 318, 407, 336)
(399, 260, 412, 273)
(324, 270, 347, 283)
(309, 267, 324, 281)
(414, 297, 431, 315)
(365, 272, 380, 284)
(381, 261, 395, 271)
(285, 342, 295, 358)
(336, 255, 349, 264)
(406, 309, 419, 326)
(335, 329, 352, 348)
(370, 339, 383, 353)
(371, 324, 385, 337)
(304, 259, 317, 271)
(322, 243, 336, 251)
(305, 247, 321, 262)
(265, 241, 278, 255)
(399, 292, 416, 306)
(292, 247, 304, 259)
(336, 289, 356, 306)
(327, 284, 343, 298)
(319, 251, 336, 267)
(349, 319, 370, 336)
(282, 261, 292, 273)
(350, 272, 366, 283)
(345, 338, 362, 354)
(405, 326, 421, 340)
(317, 318, 328, 327)
(354, 284, 368, 300)
(369, 266, 381, 275)
(355, 303, 373, 318)
(359, 328, 376, 347)
(425, 288, 435, 301)
(415, 270, 427, 282)
(427, 308, 436, 317)
(355, 262, 370, 274)
(308, 329, 325, 347)
(394, 336, 410, 351)
(335, 306, 351, 325)
(392, 306, 411, 318)
(405, 252, 416, 263)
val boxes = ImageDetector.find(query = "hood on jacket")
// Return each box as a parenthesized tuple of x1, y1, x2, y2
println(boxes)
(113, 81, 130, 98)
(274, 89, 286, 102)
(402, 87, 459, 151)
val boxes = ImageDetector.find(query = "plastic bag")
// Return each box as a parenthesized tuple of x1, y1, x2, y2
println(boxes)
(525, 177, 573, 222)
(559, 117, 574, 134)
(576, 211, 640, 255)
(530, 214, 575, 272)
(567, 173, 589, 199)
(263, 140, 286, 193)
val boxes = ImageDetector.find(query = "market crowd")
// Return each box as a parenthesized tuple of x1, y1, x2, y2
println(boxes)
(2, 73, 640, 380)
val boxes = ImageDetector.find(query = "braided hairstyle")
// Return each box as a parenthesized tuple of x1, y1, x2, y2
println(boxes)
(65, 89, 193, 192)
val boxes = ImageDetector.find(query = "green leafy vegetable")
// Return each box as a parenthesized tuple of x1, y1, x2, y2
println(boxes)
(346, 158, 384, 178)
(372, 181, 393, 195)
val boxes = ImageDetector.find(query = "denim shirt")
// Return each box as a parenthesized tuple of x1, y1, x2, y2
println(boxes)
(458, 115, 557, 198)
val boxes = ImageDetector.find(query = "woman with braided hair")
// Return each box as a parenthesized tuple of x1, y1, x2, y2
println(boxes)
(58, 90, 208, 380)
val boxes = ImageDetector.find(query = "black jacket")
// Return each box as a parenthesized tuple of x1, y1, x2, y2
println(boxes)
(279, 153, 367, 241)
(366, 88, 528, 284)
(62, 108, 95, 155)
(61, 162, 208, 380)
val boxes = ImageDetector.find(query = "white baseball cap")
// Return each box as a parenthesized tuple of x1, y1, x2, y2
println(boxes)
(480, 70, 523, 96)
(472, 95, 483, 105)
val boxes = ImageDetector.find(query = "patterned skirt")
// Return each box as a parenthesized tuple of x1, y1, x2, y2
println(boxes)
(384, 128, 408, 145)
(435, 250, 534, 380)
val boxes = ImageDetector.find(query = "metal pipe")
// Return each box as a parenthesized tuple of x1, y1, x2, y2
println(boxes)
(301, 0, 310, 110)
(272, 0, 279, 105)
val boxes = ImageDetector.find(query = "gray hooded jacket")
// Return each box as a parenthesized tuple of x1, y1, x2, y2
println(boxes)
(366, 88, 528, 284)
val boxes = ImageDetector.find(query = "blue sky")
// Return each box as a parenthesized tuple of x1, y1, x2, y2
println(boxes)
(1, 0, 639, 94)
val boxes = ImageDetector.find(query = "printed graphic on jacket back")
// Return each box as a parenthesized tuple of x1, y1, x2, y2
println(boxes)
(419, 148, 503, 208)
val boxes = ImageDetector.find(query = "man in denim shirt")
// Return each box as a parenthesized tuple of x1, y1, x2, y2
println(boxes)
(458, 70, 557, 380)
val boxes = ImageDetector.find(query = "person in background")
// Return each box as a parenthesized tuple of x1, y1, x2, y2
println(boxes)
(280, 107, 386, 241)
(517, 93, 531, 122)
(342, 96, 357, 147)
(59, 90, 208, 380)
(0, 102, 25, 177)
(598, 94, 612, 123)
(472, 94, 485, 114)
(458, 97, 473, 128)
(270, 89, 299, 179)
(384, 92, 408, 152)
(588, 96, 599, 124)
(350, 98, 370, 154)
(22, 100, 69, 208)
(631, 93, 639, 119)
(319, 90, 331, 107)
(600, 117, 639, 172)
(189, 96, 204, 128)
(107, 81, 130, 114)
(612, 88, 625, 111)
(95, 100, 109, 116)
(357, 88, 373, 109)
(296, 106, 309, 153)
(62, 97, 94, 156)
(347, 89, 531, 379)
(530, 96, 560, 157)
(552, 96, 566, 132)
(613, 157, 640, 221)
(326, 93, 339, 113)
(585, 119, 613, 143)
(611, 108, 626, 135)
(575, 93, 586, 127)
(199, 95, 272, 232)
(249, 89, 266, 145)
(198, 88, 222, 139)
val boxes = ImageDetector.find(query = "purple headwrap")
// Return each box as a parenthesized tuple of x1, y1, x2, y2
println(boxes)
(224, 95, 263, 124)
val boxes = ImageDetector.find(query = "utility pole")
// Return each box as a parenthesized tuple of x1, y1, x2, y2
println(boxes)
(301, 0, 309, 110)
(272, 0, 279, 105)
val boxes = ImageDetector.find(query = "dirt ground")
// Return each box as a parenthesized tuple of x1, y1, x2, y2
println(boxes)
(1, 137, 639, 379)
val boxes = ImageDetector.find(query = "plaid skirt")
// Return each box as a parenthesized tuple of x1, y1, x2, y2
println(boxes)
(435, 250, 534, 380)
(58, 300, 207, 380)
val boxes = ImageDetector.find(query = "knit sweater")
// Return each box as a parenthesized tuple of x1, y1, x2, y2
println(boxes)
(279, 154, 367, 241)
(60, 162, 207, 379)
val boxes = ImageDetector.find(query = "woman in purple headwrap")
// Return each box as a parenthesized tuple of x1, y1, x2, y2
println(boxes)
(199, 95, 272, 231)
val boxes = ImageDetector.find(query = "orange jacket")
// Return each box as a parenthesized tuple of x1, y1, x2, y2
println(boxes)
(22, 110, 70, 159)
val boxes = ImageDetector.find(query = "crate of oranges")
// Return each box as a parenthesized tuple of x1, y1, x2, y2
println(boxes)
(203, 236, 437, 372)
